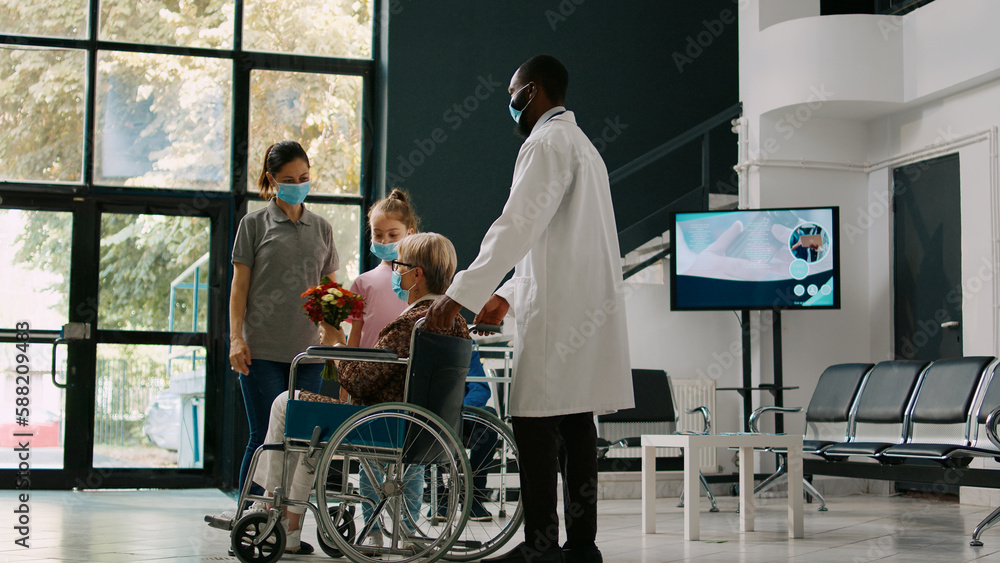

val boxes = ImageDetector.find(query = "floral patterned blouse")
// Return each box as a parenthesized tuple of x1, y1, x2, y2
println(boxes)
(299, 299, 469, 406)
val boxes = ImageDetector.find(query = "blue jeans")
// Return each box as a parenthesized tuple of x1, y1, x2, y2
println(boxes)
(360, 463, 424, 533)
(239, 359, 323, 495)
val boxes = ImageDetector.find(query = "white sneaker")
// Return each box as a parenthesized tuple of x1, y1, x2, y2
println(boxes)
(241, 501, 269, 518)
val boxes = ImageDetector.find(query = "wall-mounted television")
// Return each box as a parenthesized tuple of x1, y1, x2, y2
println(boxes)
(670, 207, 840, 310)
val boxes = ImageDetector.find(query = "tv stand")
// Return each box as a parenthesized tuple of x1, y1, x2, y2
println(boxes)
(716, 310, 797, 432)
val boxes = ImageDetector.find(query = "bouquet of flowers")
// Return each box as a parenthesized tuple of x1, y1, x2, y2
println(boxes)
(301, 276, 365, 380)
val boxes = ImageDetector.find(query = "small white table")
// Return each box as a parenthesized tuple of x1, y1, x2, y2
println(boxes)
(641, 433, 804, 541)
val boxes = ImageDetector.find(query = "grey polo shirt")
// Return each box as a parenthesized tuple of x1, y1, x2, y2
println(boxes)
(232, 199, 340, 363)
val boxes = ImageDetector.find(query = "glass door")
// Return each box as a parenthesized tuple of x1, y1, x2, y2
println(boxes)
(0, 199, 228, 489)
(92, 211, 211, 470)
(0, 209, 73, 472)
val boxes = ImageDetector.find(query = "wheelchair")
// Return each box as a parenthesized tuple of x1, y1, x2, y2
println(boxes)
(436, 405, 523, 561)
(208, 319, 521, 563)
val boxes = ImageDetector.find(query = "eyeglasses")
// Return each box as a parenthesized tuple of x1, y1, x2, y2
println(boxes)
(391, 260, 415, 272)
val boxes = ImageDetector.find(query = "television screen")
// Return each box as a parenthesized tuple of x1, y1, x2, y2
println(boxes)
(670, 207, 840, 310)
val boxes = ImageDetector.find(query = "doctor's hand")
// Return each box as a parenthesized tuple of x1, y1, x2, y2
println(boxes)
(474, 295, 509, 330)
(424, 295, 463, 330)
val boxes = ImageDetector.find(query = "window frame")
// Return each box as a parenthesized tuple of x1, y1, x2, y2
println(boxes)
(0, 0, 379, 489)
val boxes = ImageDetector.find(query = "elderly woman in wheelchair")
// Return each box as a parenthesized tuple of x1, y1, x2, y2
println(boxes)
(218, 232, 481, 563)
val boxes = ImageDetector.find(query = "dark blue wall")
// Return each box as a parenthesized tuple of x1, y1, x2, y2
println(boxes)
(385, 0, 739, 272)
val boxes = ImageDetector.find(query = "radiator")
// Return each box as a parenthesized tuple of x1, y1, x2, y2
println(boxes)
(671, 378, 719, 473)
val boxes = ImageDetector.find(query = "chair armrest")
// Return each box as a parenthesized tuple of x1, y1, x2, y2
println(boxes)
(748, 406, 802, 433)
(301, 346, 403, 363)
(684, 406, 712, 434)
(287, 347, 406, 394)
(985, 405, 1000, 450)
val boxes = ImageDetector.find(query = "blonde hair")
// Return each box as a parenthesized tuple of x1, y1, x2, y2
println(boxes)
(369, 188, 420, 232)
(398, 233, 457, 295)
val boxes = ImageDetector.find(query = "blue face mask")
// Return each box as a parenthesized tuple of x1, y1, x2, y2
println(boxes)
(276, 181, 310, 205)
(391, 269, 414, 302)
(370, 241, 399, 262)
(508, 83, 534, 124)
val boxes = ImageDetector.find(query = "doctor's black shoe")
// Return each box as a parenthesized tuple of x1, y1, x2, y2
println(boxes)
(562, 543, 603, 563)
(481, 542, 565, 562)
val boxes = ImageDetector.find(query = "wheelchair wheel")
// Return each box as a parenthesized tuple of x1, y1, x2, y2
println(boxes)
(315, 402, 472, 563)
(442, 406, 523, 561)
(231, 511, 286, 563)
(317, 504, 355, 558)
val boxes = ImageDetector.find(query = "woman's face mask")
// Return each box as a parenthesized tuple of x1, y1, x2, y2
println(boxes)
(391, 268, 416, 302)
(276, 181, 310, 205)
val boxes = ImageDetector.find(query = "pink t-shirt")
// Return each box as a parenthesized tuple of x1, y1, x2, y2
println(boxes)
(349, 262, 409, 348)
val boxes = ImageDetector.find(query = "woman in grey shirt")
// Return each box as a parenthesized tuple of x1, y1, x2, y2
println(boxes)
(229, 141, 339, 553)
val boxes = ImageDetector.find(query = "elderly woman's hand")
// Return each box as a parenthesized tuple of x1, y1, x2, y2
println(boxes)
(319, 321, 347, 347)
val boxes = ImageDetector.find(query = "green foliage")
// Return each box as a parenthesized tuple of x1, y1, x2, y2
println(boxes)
(6, 0, 371, 323)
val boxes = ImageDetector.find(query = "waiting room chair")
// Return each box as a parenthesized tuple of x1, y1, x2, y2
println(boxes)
(597, 369, 718, 512)
(822, 360, 931, 459)
(748, 362, 874, 511)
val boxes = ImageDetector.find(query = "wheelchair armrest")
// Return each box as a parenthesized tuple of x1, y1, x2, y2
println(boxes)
(684, 406, 712, 434)
(748, 406, 802, 433)
(302, 346, 402, 363)
(985, 405, 1000, 450)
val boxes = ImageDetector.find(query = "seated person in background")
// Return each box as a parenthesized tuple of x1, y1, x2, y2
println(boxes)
(251, 232, 470, 553)
(429, 351, 500, 522)
(463, 353, 501, 521)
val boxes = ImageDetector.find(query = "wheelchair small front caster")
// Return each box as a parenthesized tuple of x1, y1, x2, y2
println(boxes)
(231, 512, 285, 563)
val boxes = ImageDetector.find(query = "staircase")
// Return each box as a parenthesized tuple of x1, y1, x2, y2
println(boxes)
(614, 104, 741, 280)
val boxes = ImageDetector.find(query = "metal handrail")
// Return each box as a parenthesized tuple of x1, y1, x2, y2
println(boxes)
(612, 103, 741, 262)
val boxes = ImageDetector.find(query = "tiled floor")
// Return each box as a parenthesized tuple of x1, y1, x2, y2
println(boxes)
(3, 489, 1000, 562)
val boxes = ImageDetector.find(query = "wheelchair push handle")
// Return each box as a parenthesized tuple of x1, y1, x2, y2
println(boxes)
(469, 323, 503, 335)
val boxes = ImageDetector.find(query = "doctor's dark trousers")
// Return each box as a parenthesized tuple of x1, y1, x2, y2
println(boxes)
(511, 412, 599, 552)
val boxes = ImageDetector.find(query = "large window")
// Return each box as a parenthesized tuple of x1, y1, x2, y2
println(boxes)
(0, 0, 374, 486)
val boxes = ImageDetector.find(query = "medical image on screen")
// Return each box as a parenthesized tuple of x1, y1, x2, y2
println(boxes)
(672, 208, 839, 310)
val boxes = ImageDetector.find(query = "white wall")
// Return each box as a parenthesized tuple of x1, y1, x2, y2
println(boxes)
(737, 0, 999, 468)
(623, 0, 1000, 478)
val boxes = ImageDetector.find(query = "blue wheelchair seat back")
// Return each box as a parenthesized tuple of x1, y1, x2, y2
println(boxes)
(283, 325, 472, 462)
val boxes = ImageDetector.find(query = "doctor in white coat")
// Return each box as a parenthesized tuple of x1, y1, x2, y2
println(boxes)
(426, 55, 633, 563)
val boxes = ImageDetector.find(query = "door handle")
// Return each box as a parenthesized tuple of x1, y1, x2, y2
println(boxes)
(51, 323, 91, 389)
(941, 321, 960, 329)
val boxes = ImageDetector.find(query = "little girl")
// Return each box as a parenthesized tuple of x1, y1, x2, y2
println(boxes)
(348, 188, 419, 347)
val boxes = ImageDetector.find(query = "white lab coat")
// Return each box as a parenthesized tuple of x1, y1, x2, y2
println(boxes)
(447, 109, 634, 417)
